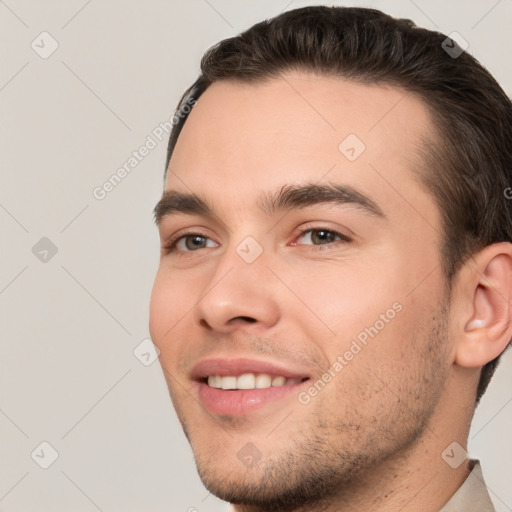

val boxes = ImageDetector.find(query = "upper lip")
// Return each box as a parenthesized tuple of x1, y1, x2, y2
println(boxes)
(191, 357, 311, 381)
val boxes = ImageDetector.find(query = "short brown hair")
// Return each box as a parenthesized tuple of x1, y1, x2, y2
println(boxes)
(164, 6, 512, 405)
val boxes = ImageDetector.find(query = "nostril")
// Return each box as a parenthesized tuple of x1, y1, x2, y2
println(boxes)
(233, 316, 257, 323)
(199, 319, 211, 329)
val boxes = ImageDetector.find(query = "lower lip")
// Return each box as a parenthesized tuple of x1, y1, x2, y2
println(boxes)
(196, 380, 309, 416)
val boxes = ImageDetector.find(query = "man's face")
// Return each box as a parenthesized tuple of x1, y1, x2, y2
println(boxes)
(150, 74, 453, 509)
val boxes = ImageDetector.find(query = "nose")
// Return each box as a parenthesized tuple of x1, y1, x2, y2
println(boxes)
(193, 242, 281, 334)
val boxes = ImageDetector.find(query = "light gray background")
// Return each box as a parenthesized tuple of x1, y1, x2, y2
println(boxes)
(0, 1, 511, 511)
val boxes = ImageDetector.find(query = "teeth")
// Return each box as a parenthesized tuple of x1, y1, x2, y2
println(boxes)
(207, 373, 304, 390)
(272, 376, 286, 386)
(237, 373, 255, 389)
(255, 374, 272, 388)
(221, 376, 237, 390)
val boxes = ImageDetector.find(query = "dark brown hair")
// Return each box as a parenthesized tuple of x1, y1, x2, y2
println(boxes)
(164, 6, 512, 405)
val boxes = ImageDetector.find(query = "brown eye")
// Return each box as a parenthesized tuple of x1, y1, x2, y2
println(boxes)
(310, 230, 338, 244)
(296, 228, 349, 246)
(184, 235, 208, 250)
(164, 232, 218, 254)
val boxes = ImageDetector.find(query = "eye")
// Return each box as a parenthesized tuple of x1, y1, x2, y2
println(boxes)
(164, 232, 218, 253)
(294, 227, 351, 247)
(162, 227, 351, 255)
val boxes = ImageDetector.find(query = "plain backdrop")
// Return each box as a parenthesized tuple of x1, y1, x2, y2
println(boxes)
(0, 1, 511, 511)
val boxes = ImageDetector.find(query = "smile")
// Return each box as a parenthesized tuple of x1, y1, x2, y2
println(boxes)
(206, 373, 307, 390)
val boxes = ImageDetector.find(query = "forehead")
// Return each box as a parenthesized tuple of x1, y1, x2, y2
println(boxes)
(166, 73, 437, 225)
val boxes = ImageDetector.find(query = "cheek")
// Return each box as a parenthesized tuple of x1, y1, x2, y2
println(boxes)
(283, 257, 431, 378)
(149, 269, 191, 348)
(286, 260, 402, 337)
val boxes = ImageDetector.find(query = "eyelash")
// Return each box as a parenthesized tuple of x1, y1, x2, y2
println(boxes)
(162, 227, 351, 255)
(295, 227, 352, 249)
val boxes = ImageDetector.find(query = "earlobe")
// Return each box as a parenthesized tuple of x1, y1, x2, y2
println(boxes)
(454, 243, 512, 369)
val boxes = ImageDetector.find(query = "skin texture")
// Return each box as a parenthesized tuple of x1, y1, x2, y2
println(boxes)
(149, 73, 512, 512)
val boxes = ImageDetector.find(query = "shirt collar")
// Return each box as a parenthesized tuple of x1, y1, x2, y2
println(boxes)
(439, 459, 495, 511)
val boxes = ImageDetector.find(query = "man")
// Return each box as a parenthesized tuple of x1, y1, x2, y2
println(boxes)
(149, 6, 512, 511)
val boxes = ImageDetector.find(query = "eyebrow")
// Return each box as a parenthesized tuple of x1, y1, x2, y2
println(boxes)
(153, 182, 385, 226)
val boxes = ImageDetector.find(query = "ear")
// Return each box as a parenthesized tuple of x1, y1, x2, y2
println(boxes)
(453, 242, 512, 368)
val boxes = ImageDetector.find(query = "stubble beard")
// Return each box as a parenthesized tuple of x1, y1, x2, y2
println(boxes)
(178, 300, 451, 512)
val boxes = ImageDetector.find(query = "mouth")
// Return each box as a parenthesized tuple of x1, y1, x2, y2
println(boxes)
(192, 358, 311, 417)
